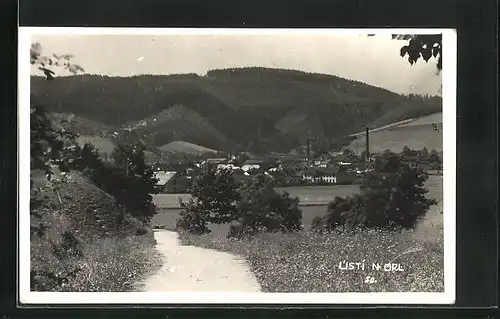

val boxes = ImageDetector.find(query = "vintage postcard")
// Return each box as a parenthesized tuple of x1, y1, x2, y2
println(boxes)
(19, 27, 456, 304)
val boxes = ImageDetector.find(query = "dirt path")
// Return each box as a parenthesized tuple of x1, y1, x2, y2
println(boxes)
(140, 230, 261, 292)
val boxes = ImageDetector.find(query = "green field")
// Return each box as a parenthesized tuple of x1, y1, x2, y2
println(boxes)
(152, 178, 442, 238)
(397, 112, 442, 128)
(152, 184, 361, 236)
(153, 205, 333, 237)
(76, 135, 116, 156)
(159, 140, 219, 155)
(348, 123, 443, 154)
(347, 113, 443, 154)
(413, 175, 444, 244)
(152, 184, 361, 209)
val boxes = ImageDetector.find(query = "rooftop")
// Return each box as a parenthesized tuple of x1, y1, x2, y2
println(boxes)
(304, 167, 338, 177)
(243, 159, 265, 165)
(154, 171, 177, 186)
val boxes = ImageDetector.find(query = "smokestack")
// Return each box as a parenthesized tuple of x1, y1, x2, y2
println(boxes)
(307, 139, 311, 160)
(365, 127, 370, 160)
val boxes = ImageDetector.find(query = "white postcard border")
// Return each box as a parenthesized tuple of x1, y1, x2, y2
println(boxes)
(18, 27, 456, 305)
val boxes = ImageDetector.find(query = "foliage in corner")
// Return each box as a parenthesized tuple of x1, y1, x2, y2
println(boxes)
(398, 34, 442, 71)
(368, 34, 442, 71)
(31, 42, 85, 80)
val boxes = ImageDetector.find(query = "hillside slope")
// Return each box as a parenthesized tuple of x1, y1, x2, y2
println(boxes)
(31, 68, 442, 153)
(159, 140, 219, 155)
(347, 112, 443, 153)
(76, 135, 116, 156)
(30, 169, 161, 291)
(132, 104, 235, 151)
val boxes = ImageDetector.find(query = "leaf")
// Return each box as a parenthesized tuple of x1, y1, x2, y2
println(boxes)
(38, 67, 55, 75)
(400, 46, 409, 57)
(409, 51, 421, 63)
(432, 47, 439, 58)
(421, 48, 432, 62)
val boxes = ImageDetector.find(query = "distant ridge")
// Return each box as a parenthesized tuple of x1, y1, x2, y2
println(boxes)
(31, 67, 442, 153)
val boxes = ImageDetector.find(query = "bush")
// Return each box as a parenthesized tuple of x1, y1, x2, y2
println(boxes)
(79, 143, 159, 223)
(176, 164, 240, 233)
(236, 174, 302, 235)
(110, 143, 158, 223)
(320, 151, 436, 231)
(322, 196, 355, 230)
(176, 200, 210, 235)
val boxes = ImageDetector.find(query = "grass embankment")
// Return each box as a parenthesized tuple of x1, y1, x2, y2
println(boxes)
(30, 169, 162, 292)
(179, 228, 443, 293)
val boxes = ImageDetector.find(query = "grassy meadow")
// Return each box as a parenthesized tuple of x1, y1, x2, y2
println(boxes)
(173, 176, 444, 292)
(347, 112, 443, 154)
(30, 170, 162, 292)
(76, 135, 116, 156)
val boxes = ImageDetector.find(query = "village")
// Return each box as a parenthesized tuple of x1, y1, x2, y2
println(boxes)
(152, 129, 442, 194)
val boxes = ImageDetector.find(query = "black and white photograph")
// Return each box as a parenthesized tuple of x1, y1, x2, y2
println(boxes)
(19, 28, 456, 304)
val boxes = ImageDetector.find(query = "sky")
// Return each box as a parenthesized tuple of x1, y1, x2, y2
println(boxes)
(30, 32, 442, 96)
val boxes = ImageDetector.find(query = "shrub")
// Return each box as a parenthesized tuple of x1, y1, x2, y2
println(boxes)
(322, 196, 354, 230)
(176, 163, 240, 233)
(176, 200, 210, 235)
(236, 174, 302, 235)
(321, 151, 436, 231)
(79, 143, 159, 223)
(110, 143, 158, 223)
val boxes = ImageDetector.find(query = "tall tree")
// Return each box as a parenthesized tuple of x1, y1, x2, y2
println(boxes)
(110, 143, 158, 222)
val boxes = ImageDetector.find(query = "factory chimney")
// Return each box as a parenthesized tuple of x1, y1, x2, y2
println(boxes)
(365, 127, 370, 161)
(306, 139, 311, 160)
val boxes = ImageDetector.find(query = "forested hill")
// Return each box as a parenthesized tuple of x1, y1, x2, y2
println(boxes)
(31, 67, 442, 153)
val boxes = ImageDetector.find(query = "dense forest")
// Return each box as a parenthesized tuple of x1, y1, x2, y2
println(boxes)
(31, 67, 442, 154)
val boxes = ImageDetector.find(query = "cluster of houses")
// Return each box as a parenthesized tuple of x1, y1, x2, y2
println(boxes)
(149, 126, 443, 193)
(152, 145, 443, 194)
(152, 151, 367, 193)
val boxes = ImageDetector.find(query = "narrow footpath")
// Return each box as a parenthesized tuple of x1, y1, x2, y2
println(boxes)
(141, 230, 261, 292)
